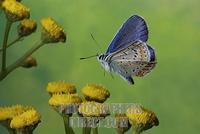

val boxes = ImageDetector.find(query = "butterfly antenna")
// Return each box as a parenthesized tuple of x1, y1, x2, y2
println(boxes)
(90, 33, 102, 51)
(80, 54, 98, 60)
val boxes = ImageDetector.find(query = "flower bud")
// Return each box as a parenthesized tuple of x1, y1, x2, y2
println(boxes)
(0, 105, 29, 122)
(49, 93, 82, 116)
(21, 56, 37, 68)
(40, 17, 66, 43)
(2, 0, 30, 22)
(10, 109, 41, 133)
(81, 84, 110, 103)
(18, 19, 37, 37)
(47, 81, 76, 95)
(126, 105, 159, 133)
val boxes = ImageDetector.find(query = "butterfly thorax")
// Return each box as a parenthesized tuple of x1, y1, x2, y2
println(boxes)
(97, 54, 111, 72)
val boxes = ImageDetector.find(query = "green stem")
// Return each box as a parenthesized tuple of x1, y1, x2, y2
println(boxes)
(0, 40, 44, 81)
(1, 20, 12, 71)
(1, 121, 17, 134)
(63, 115, 75, 134)
(83, 117, 92, 134)
(21, 129, 33, 134)
(0, 36, 23, 52)
(92, 127, 98, 134)
(6, 128, 17, 134)
(83, 127, 91, 134)
(134, 131, 140, 134)
(116, 130, 124, 134)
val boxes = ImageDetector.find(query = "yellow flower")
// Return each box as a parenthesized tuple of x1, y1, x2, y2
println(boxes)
(21, 56, 37, 68)
(18, 19, 37, 37)
(10, 109, 41, 129)
(47, 81, 76, 95)
(81, 84, 110, 103)
(49, 94, 82, 106)
(78, 101, 109, 117)
(41, 17, 66, 43)
(126, 105, 159, 133)
(2, 0, 30, 22)
(0, 105, 30, 121)
(49, 94, 82, 115)
(115, 113, 131, 133)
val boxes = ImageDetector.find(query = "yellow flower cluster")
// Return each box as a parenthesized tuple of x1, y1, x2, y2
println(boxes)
(49, 94, 82, 106)
(81, 84, 110, 103)
(10, 109, 41, 129)
(2, 0, 30, 22)
(77, 84, 110, 119)
(46, 82, 110, 121)
(47, 81, 76, 94)
(0, 105, 40, 130)
(126, 105, 159, 132)
(41, 17, 66, 43)
(0, 105, 28, 121)
(47, 81, 82, 115)
(18, 19, 37, 36)
(78, 101, 109, 117)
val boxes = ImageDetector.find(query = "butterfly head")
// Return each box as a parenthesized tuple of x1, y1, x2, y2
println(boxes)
(97, 54, 110, 72)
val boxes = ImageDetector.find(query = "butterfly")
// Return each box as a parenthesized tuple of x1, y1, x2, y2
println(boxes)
(97, 15, 156, 85)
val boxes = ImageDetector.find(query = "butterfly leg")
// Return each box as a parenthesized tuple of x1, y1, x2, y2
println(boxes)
(125, 76, 134, 85)
(120, 74, 134, 84)
(110, 72, 114, 79)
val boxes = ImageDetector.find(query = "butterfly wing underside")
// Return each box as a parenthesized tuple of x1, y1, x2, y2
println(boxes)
(109, 41, 156, 84)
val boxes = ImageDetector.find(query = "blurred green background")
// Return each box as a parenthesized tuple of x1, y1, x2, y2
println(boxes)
(0, 0, 200, 134)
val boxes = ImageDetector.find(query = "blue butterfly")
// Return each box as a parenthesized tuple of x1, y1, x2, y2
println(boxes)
(97, 15, 156, 84)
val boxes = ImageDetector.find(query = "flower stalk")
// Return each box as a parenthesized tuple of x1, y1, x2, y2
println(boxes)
(63, 114, 75, 134)
(92, 127, 98, 134)
(21, 129, 33, 134)
(7, 128, 17, 134)
(83, 127, 91, 134)
(1, 19, 12, 71)
(82, 118, 91, 134)
(0, 121, 17, 134)
(133, 129, 140, 134)
(1, 0, 66, 81)
(0, 40, 44, 81)
(117, 130, 124, 134)
(0, 36, 23, 52)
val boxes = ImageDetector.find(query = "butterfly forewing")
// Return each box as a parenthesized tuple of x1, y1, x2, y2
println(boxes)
(106, 15, 148, 54)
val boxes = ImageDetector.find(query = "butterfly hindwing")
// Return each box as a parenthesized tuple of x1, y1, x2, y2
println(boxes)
(135, 62, 156, 77)
(108, 40, 154, 83)
(109, 60, 135, 84)
(134, 45, 157, 77)
(106, 15, 148, 54)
